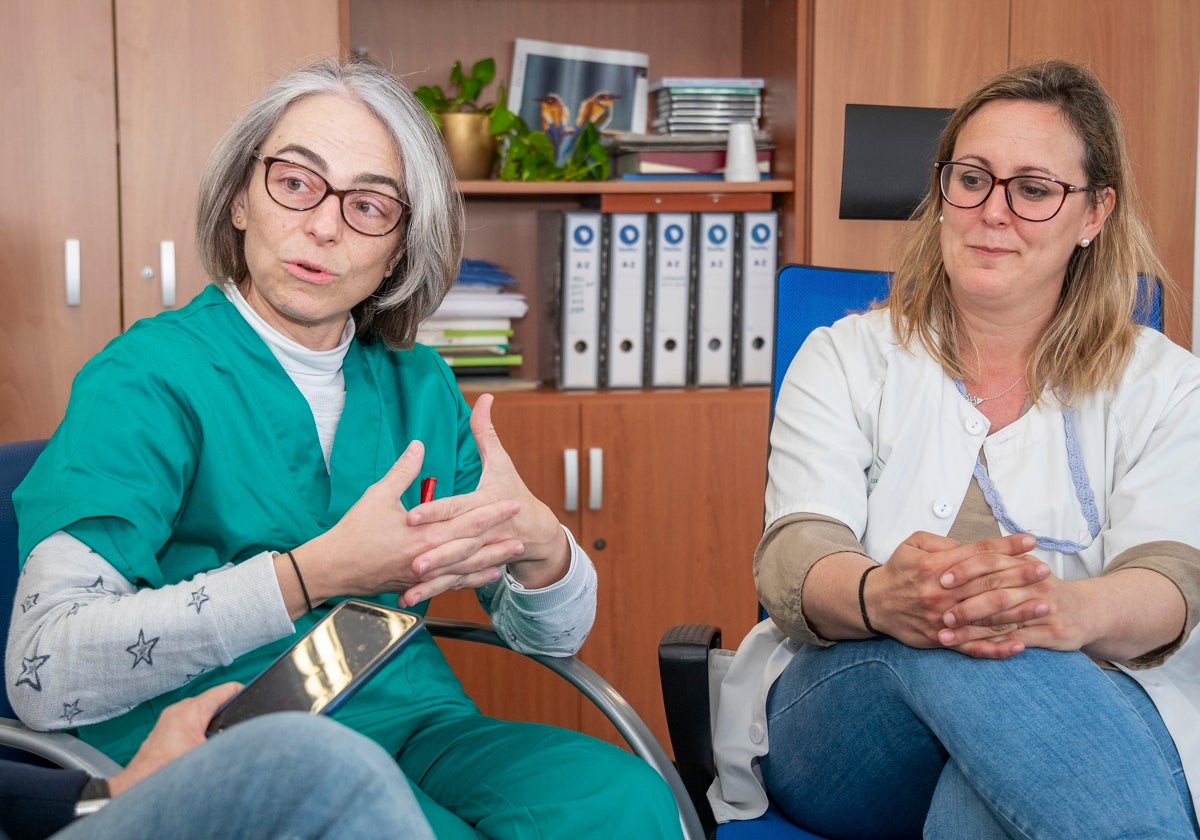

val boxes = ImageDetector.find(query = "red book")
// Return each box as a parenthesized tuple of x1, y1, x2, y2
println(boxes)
(613, 147, 772, 176)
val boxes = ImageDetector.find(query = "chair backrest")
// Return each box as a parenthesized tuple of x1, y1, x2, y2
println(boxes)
(1, 439, 48, 721)
(773, 269, 1163, 411)
(1134, 274, 1164, 332)
(772, 264, 891, 410)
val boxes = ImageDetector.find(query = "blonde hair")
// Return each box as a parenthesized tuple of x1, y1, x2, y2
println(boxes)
(888, 60, 1169, 404)
(195, 57, 463, 349)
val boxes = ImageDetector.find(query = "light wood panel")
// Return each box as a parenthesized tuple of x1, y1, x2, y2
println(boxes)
(1010, 0, 1200, 347)
(115, 0, 344, 326)
(577, 388, 768, 747)
(807, 0, 1010, 270)
(0, 0, 122, 441)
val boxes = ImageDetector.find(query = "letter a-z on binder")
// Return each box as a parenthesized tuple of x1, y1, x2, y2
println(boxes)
(540, 211, 603, 389)
(649, 213, 694, 388)
(603, 213, 649, 388)
(694, 212, 736, 386)
(735, 210, 778, 385)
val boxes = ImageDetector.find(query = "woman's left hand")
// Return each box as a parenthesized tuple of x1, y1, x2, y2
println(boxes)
(402, 393, 569, 604)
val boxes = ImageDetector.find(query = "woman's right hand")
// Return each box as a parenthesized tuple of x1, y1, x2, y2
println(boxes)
(279, 440, 522, 616)
(868, 531, 1049, 656)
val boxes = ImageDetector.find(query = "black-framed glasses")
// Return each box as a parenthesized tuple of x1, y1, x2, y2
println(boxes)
(251, 151, 407, 236)
(935, 161, 1092, 222)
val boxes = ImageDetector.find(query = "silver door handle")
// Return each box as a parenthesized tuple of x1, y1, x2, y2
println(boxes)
(563, 448, 579, 512)
(65, 239, 81, 306)
(160, 240, 176, 307)
(587, 447, 603, 510)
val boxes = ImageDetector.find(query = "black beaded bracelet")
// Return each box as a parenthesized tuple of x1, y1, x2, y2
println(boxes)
(858, 564, 883, 637)
(286, 549, 313, 613)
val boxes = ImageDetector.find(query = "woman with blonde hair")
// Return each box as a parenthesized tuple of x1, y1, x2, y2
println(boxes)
(710, 60, 1200, 839)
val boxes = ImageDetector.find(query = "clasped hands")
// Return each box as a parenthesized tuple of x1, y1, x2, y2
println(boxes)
(868, 531, 1088, 660)
(299, 393, 569, 609)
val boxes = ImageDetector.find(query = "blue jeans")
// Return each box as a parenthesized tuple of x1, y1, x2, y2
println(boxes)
(56, 712, 434, 839)
(761, 639, 1199, 840)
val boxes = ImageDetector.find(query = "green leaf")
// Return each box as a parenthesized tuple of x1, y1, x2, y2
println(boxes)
(471, 58, 496, 87)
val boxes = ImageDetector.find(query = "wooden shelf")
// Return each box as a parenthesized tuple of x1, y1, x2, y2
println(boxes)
(458, 178, 794, 196)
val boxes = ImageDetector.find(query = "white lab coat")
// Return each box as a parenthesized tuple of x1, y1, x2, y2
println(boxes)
(709, 309, 1200, 822)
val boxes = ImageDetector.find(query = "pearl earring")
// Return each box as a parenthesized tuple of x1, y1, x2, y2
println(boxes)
(938, 214, 943, 223)
(1080, 238, 1091, 248)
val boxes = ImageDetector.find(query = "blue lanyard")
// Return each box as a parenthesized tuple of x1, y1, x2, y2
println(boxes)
(956, 384, 1101, 552)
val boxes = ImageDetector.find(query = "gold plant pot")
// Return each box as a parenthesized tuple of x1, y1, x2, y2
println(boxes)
(441, 112, 497, 180)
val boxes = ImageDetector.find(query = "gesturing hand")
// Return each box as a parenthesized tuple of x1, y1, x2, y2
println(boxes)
(406, 393, 569, 595)
(300, 438, 522, 609)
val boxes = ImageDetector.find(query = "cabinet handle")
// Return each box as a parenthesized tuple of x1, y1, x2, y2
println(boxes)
(587, 447, 603, 510)
(160, 240, 176, 307)
(64, 239, 81, 306)
(563, 448, 579, 512)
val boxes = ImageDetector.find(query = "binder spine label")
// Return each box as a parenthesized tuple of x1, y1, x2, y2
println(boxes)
(735, 211, 779, 385)
(695, 213, 736, 386)
(605, 214, 649, 388)
(559, 213, 603, 389)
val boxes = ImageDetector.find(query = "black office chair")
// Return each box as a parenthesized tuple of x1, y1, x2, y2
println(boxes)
(0, 438, 704, 838)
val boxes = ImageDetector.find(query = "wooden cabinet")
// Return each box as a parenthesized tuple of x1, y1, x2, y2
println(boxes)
(435, 388, 769, 749)
(347, 4, 795, 751)
(0, 0, 342, 441)
(1, 0, 122, 442)
(10, 0, 1198, 755)
(347, 0, 805, 380)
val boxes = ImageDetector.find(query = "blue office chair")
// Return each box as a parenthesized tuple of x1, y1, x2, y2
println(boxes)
(1, 438, 705, 837)
(1, 438, 122, 773)
(659, 265, 1167, 839)
(660, 265, 889, 840)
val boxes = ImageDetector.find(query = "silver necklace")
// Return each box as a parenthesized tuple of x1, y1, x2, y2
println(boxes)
(964, 374, 1025, 407)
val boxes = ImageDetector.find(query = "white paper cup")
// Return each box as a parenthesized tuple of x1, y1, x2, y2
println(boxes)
(724, 122, 759, 182)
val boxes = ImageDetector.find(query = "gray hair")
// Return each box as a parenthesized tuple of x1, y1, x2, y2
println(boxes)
(195, 57, 463, 348)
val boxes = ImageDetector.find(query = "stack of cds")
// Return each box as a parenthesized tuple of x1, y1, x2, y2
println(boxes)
(650, 76, 764, 135)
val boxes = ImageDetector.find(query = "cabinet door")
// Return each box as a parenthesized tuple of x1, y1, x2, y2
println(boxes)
(0, 0, 122, 440)
(577, 389, 769, 748)
(432, 392, 586, 731)
(114, 0, 343, 326)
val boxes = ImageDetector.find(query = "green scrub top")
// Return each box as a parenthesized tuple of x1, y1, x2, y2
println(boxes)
(15, 284, 484, 762)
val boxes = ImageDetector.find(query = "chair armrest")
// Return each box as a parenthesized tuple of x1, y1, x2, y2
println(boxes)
(424, 616, 706, 840)
(0, 717, 123, 776)
(659, 623, 722, 838)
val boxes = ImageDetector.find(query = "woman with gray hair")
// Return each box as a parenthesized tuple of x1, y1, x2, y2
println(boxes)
(710, 60, 1200, 838)
(7, 58, 683, 839)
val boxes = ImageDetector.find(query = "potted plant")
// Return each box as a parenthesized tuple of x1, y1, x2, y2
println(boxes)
(415, 58, 516, 180)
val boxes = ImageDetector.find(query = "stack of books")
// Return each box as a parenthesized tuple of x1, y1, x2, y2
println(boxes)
(417, 259, 529, 377)
(649, 76, 764, 135)
(607, 130, 773, 181)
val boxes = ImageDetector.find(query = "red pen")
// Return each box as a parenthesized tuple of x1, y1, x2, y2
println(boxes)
(420, 477, 437, 504)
